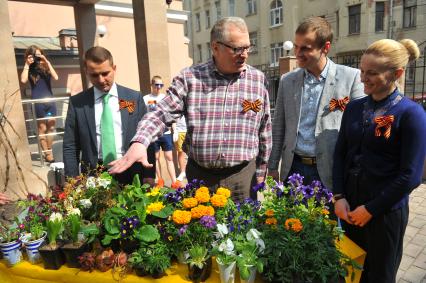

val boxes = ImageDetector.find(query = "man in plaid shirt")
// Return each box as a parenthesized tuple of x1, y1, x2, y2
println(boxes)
(110, 17, 272, 201)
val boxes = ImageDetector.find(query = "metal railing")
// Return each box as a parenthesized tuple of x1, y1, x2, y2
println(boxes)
(22, 96, 69, 167)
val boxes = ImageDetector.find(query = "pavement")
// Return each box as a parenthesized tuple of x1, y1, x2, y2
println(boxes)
(30, 147, 426, 282)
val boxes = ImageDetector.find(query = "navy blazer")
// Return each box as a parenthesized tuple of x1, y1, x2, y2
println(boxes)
(63, 84, 153, 178)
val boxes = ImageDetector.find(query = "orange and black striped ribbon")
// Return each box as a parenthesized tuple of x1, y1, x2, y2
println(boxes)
(329, 96, 349, 111)
(119, 99, 135, 113)
(242, 99, 262, 113)
(374, 115, 394, 140)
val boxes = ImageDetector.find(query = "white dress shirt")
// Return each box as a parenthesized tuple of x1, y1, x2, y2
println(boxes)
(94, 83, 123, 160)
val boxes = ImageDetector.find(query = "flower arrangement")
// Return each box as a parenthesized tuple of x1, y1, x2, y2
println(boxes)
(163, 180, 234, 261)
(46, 212, 64, 249)
(0, 223, 20, 243)
(256, 174, 354, 283)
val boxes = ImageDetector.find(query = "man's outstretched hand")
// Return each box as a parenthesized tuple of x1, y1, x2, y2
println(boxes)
(108, 142, 153, 174)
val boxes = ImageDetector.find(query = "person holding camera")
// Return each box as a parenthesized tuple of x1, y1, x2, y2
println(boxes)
(21, 45, 59, 163)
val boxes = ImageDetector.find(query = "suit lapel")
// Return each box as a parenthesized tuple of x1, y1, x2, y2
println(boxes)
(117, 85, 129, 145)
(316, 59, 337, 134)
(293, 69, 304, 126)
(83, 88, 97, 150)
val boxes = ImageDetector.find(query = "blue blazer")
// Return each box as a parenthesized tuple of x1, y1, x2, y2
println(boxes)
(63, 84, 154, 179)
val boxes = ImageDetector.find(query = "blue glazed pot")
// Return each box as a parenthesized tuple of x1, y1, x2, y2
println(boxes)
(0, 239, 22, 266)
(21, 231, 47, 264)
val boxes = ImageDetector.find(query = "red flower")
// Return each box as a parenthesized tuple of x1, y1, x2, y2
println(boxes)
(58, 192, 66, 200)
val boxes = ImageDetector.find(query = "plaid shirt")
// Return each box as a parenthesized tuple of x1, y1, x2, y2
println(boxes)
(132, 60, 272, 177)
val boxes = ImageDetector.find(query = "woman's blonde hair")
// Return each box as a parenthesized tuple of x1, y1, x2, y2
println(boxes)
(364, 39, 420, 70)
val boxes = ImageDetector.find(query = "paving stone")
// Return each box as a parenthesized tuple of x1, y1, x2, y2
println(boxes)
(419, 226, 426, 236)
(398, 279, 410, 283)
(410, 217, 426, 229)
(411, 196, 424, 204)
(403, 265, 426, 283)
(400, 255, 415, 271)
(411, 234, 426, 246)
(404, 243, 423, 258)
(397, 269, 405, 282)
(406, 226, 420, 238)
(413, 252, 426, 269)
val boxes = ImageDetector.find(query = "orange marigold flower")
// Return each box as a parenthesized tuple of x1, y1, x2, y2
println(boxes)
(216, 187, 231, 198)
(195, 190, 210, 203)
(196, 186, 210, 194)
(285, 218, 303, 232)
(321, 209, 330, 215)
(182, 197, 198, 209)
(210, 194, 227, 207)
(265, 209, 275, 217)
(172, 210, 192, 224)
(265, 217, 277, 225)
(191, 205, 215, 219)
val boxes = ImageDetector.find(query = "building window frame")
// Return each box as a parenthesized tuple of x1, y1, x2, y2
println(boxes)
(403, 0, 417, 28)
(215, 1, 222, 21)
(206, 42, 211, 60)
(205, 10, 211, 29)
(348, 4, 361, 35)
(270, 42, 283, 67)
(195, 13, 201, 32)
(270, 0, 283, 27)
(247, 0, 257, 16)
(249, 32, 258, 54)
(197, 44, 202, 63)
(229, 0, 235, 16)
(375, 2, 385, 32)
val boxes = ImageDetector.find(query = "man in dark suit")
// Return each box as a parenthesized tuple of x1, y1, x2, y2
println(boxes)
(63, 46, 155, 185)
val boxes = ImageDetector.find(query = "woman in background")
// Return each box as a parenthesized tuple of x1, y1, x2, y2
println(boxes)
(21, 45, 59, 163)
(333, 38, 426, 282)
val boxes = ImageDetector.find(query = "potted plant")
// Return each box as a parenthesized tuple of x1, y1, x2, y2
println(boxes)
(140, 240, 171, 279)
(0, 224, 22, 266)
(39, 212, 65, 269)
(20, 222, 47, 264)
(256, 175, 358, 283)
(212, 223, 237, 283)
(128, 250, 148, 277)
(186, 245, 212, 283)
(61, 208, 91, 268)
(234, 228, 264, 283)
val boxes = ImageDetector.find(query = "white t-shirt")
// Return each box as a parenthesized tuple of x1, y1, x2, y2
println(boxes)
(143, 93, 171, 134)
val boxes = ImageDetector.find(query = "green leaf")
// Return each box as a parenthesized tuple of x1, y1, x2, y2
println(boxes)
(135, 225, 160, 242)
(132, 174, 141, 188)
(151, 206, 173, 218)
(101, 234, 119, 245)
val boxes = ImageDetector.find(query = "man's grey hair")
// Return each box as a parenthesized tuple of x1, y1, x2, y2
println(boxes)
(210, 17, 248, 43)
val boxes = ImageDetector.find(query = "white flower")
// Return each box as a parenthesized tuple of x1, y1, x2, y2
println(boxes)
(69, 208, 81, 216)
(216, 223, 228, 238)
(49, 212, 63, 222)
(79, 199, 92, 209)
(75, 187, 82, 194)
(97, 177, 111, 188)
(218, 238, 235, 255)
(246, 228, 261, 241)
(255, 238, 265, 254)
(86, 177, 96, 188)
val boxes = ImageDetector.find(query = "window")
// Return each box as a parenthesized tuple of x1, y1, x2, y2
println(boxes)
(205, 10, 211, 29)
(206, 42, 211, 59)
(348, 4, 361, 34)
(229, 0, 235, 16)
(403, 0, 416, 28)
(270, 42, 283, 67)
(197, 44, 202, 63)
(247, 0, 257, 15)
(375, 2, 385, 32)
(215, 1, 222, 20)
(270, 0, 283, 27)
(335, 10, 340, 37)
(195, 13, 201, 32)
(249, 32, 258, 53)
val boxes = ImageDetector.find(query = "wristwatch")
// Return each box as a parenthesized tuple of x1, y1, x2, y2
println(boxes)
(332, 193, 345, 203)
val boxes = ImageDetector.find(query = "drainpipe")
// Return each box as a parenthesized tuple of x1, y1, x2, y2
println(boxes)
(387, 0, 394, 39)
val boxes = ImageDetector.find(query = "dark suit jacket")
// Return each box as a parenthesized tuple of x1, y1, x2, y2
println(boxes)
(63, 84, 155, 183)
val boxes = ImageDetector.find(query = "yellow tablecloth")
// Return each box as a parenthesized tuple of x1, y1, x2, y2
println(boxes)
(0, 235, 364, 283)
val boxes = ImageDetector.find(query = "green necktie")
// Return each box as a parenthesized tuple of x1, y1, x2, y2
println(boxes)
(101, 93, 116, 165)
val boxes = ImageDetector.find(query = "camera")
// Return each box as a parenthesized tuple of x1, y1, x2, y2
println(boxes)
(33, 55, 41, 64)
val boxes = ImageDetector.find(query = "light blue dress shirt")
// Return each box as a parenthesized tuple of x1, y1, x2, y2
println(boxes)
(295, 60, 330, 157)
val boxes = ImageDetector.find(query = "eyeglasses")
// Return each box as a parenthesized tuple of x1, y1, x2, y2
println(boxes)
(153, 83, 164, 88)
(216, 42, 254, 55)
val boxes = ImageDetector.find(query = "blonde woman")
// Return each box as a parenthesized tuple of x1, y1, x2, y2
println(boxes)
(333, 39, 426, 282)
(21, 45, 59, 163)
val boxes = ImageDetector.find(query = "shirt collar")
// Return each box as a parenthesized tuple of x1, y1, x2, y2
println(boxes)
(367, 87, 400, 108)
(94, 82, 118, 101)
(209, 58, 247, 80)
(304, 58, 329, 82)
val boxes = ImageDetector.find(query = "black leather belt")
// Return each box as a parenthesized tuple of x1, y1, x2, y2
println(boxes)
(294, 154, 316, 166)
(188, 158, 249, 175)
